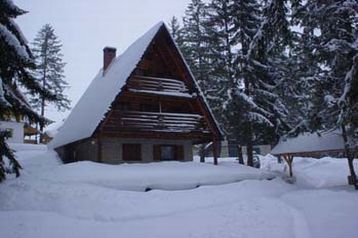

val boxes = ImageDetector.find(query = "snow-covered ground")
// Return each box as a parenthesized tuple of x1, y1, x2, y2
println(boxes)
(0, 145, 357, 238)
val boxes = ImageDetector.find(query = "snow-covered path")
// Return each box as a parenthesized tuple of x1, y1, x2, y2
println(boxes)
(0, 145, 357, 238)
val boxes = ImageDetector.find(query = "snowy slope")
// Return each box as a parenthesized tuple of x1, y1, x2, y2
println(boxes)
(0, 145, 357, 238)
(261, 154, 358, 188)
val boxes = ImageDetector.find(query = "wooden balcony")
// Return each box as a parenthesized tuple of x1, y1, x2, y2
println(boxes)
(102, 111, 209, 133)
(126, 75, 193, 98)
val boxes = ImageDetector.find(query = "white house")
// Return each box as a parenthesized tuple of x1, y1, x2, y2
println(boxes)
(0, 120, 24, 143)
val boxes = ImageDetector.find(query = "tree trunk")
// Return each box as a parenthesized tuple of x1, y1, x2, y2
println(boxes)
(199, 144, 205, 163)
(283, 154, 294, 177)
(341, 125, 358, 189)
(39, 35, 49, 144)
(237, 145, 244, 164)
(213, 140, 218, 165)
(247, 141, 254, 167)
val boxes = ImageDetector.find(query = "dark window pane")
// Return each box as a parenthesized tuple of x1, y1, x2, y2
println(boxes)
(160, 145, 176, 161)
(122, 144, 141, 161)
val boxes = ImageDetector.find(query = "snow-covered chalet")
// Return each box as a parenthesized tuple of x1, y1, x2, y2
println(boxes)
(50, 22, 222, 164)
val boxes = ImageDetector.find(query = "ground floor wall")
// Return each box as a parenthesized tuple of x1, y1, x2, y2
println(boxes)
(57, 137, 193, 164)
(101, 138, 193, 164)
(55, 138, 98, 163)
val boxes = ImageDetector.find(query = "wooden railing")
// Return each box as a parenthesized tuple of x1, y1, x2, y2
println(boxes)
(105, 111, 209, 133)
(127, 76, 191, 96)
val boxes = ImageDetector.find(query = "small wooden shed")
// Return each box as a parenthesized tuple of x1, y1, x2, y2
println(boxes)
(271, 131, 353, 177)
(49, 22, 222, 164)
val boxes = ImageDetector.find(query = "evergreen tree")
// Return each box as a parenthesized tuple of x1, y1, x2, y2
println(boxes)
(303, 0, 358, 188)
(222, 0, 294, 166)
(182, 0, 210, 91)
(168, 16, 184, 48)
(0, 0, 55, 181)
(224, 0, 265, 166)
(30, 24, 70, 141)
(282, 0, 320, 135)
(205, 0, 236, 128)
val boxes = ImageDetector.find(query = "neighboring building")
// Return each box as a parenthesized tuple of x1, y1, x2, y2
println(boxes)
(49, 22, 222, 164)
(0, 120, 24, 143)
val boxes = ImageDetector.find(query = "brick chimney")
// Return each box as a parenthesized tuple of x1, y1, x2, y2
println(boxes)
(103, 47, 116, 73)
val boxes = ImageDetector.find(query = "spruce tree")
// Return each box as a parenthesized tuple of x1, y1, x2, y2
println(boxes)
(205, 0, 236, 127)
(222, 0, 293, 166)
(224, 0, 264, 166)
(168, 16, 184, 48)
(30, 24, 70, 142)
(0, 0, 55, 181)
(303, 0, 358, 188)
(182, 0, 210, 91)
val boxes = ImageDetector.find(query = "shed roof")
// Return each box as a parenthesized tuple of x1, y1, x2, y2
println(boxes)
(271, 131, 345, 155)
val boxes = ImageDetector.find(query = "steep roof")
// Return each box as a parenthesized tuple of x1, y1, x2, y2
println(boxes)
(271, 131, 345, 155)
(50, 22, 221, 149)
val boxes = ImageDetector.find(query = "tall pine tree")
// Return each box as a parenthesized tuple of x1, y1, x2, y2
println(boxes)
(0, 0, 56, 181)
(205, 0, 236, 128)
(30, 24, 70, 142)
(303, 0, 358, 188)
(182, 0, 211, 92)
(225, 0, 265, 166)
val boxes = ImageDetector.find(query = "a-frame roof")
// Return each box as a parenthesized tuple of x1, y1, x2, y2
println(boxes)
(50, 22, 222, 149)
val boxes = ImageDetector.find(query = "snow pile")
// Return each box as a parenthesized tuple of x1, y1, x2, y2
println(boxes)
(9, 142, 47, 152)
(36, 160, 273, 192)
(261, 154, 358, 188)
(0, 145, 357, 238)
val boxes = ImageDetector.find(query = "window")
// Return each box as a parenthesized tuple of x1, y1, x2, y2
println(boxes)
(122, 144, 141, 161)
(160, 145, 176, 161)
(153, 145, 184, 161)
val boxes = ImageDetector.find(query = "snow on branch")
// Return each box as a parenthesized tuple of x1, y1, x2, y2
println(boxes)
(9, 19, 28, 44)
(338, 53, 358, 105)
(0, 23, 29, 61)
(236, 92, 273, 118)
(3, 0, 26, 14)
(323, 39, 354, 54)
(248, 112, 274, 127)
(0, 77, 10, 107)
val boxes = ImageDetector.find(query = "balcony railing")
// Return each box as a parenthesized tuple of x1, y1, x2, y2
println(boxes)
(105, 111, 209, 133)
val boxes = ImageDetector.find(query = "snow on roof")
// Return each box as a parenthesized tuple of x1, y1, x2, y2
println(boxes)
(49, 22, 164, 149)
(45, 119, 65, 138)
(270, 131, 345, 155)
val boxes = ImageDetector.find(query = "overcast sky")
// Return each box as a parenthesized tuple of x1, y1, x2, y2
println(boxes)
(14, 0, 192, 126)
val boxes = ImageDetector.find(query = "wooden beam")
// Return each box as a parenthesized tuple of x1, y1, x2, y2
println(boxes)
(282, 154, 294, 177)
(213, 139, 219, 165)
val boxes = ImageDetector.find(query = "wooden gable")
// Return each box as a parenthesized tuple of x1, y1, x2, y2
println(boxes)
(95, 25, 222, 144)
